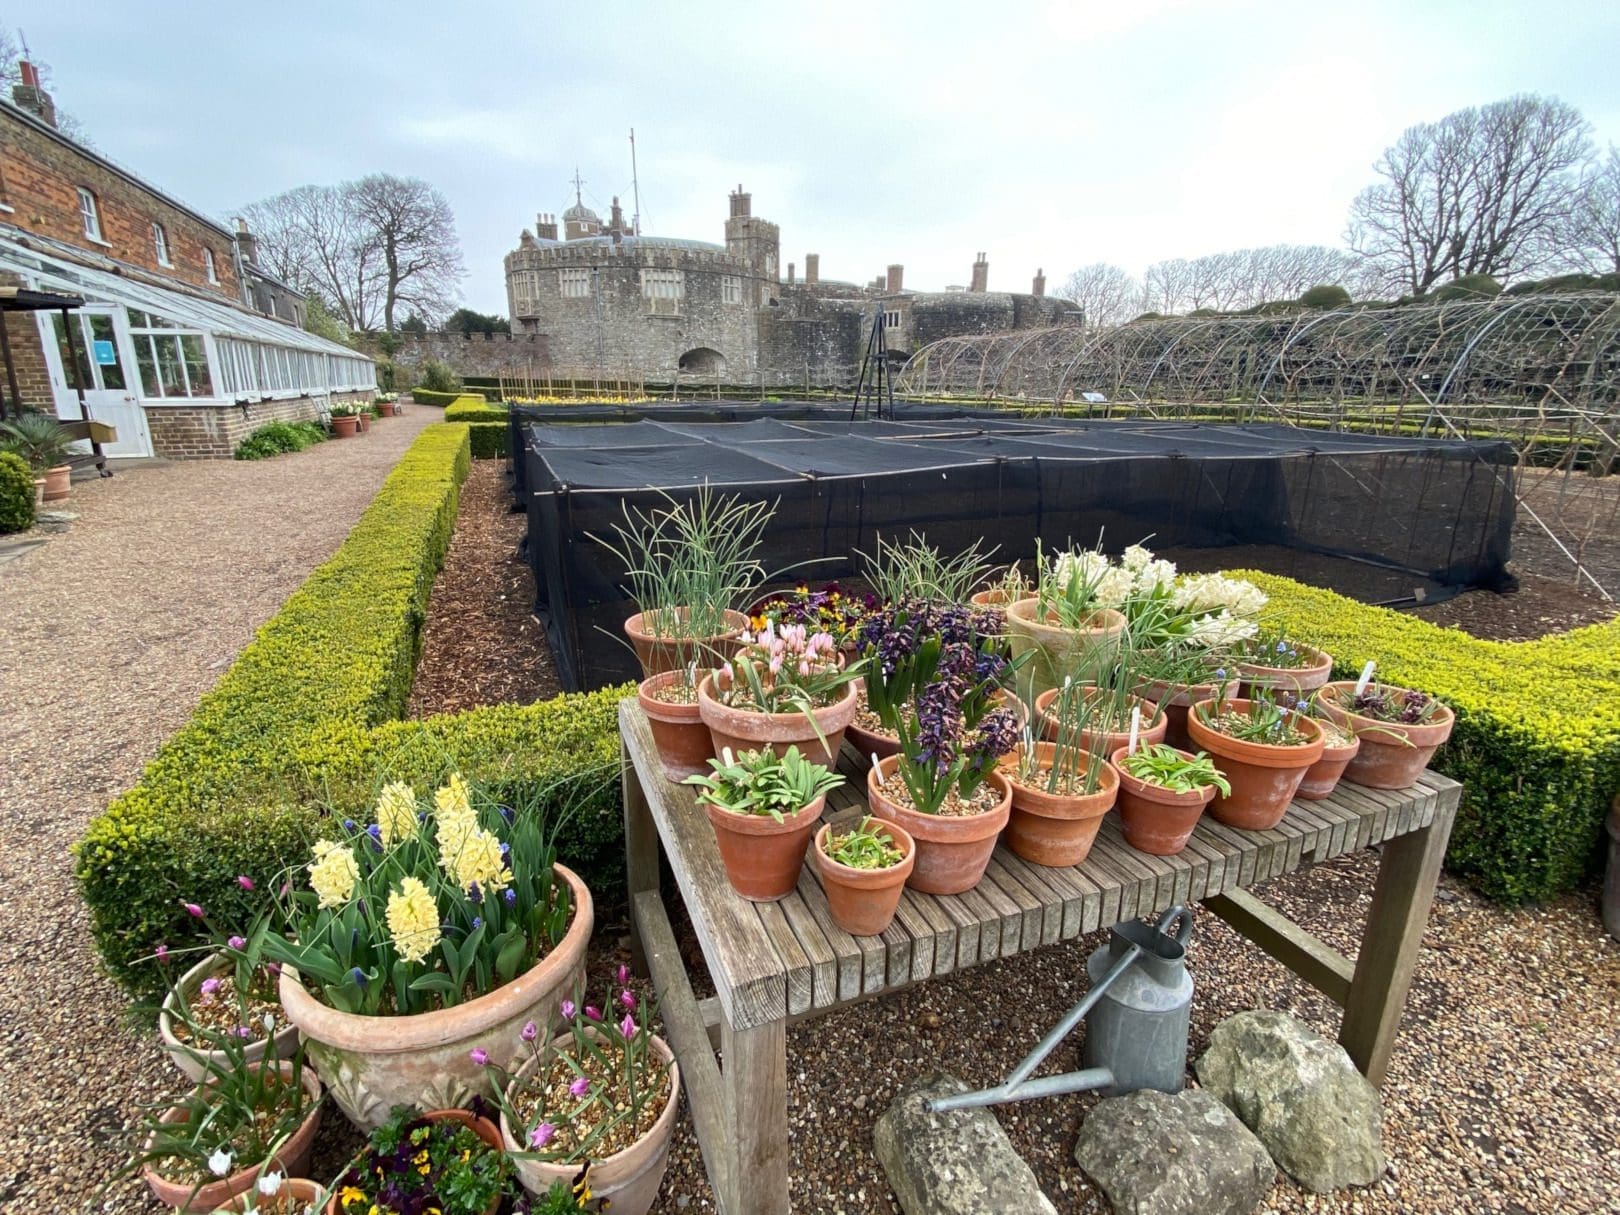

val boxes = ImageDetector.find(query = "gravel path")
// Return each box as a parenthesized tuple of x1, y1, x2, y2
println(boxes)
(0, 408, 434, 1212)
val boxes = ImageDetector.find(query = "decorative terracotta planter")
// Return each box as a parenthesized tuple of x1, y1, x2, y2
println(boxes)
(502, 1030, 681, 1215)
(324, 1109, 504, 1215)
(143, 1063, 323, 1214)
(1186, 698, 1324, 831)
(279, 865, 592, 1131)
(1317, 681, 1456, 790)
(329, 415, 358, 438)
(696, 672, 858, 769)
(999, 742, 1120, 867)
(42, 463, 70, 503)
(638, 671, 712, 780)
(866, 756, 1011, 894)
(1006, 598, 1127, 695)
(703, 794, 824, 901)
(375, 402, 397, 418)
(1133, 678, 1234, 751)
(1235, 644, 1333, 699)
(624, 608, 748, 678)
(812, 820, 916, 935)
(1110, 745, 1216, 856)
(160, 953, 300, 1082)
(211, 1178, 324, 1213)
(1034, 687, 1167, 756)
(1297, 727, 1361, 800)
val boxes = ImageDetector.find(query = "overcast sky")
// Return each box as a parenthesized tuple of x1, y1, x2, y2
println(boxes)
(15, 1, 1620, 313)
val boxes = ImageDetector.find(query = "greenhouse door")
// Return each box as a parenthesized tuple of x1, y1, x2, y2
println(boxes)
(40, 307, 152, 458)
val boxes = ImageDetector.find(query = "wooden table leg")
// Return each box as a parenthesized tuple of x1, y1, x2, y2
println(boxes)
(1338, 791, 1458, 1086)
(720, 1015, 790, 1215)
(623, 737, 659, 978)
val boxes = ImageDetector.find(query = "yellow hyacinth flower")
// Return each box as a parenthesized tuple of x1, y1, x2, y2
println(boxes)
(434, 773, 475, 832)
(308, 839, 359, 909)
(448, 826, 513, 894)
(374, 781, 418, 847)
(386, 876, 442, 964)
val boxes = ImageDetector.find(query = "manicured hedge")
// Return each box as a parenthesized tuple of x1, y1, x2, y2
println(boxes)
(443, 399, 510, 424)
(467, 422, 508, 460)
(1238, 571, 1620, 903)
(411, 389, 487, 408)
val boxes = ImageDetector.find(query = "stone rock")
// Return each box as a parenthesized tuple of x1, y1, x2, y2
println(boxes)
(873, 1074, 1057, 1215)
(1195, 1010, 1386, 1192)
(1074, 1088, 1275, 1215)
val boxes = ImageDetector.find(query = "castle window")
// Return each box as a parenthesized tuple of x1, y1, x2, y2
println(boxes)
(721, 275, 742, 305)
(641, 268, 684, 316)
(558, 268, 591, 299)
(78, 187, 104, 241)
(885, 310, 903, 330)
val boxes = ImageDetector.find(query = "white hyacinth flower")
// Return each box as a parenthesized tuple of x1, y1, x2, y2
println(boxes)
(208, 1147, 234, 1177)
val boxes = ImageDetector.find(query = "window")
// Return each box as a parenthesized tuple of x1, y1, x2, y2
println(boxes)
(129, 311, 216, 399)
(558, 267, 590, 299)
(885, 309, 903, 330)
(721, 275, 742, 305)
(204, 247, 218, 284)
(152, 222, 172, 266)
(641, 268, 684, 315)
(78, 187, 103, 241)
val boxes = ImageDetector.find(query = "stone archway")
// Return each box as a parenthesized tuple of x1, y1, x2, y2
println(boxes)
(678, 347, 726, 375)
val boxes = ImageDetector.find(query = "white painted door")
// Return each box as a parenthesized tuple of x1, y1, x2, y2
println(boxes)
(40, 307, 153, 458)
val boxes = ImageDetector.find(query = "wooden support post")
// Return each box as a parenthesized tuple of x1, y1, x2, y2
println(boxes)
(622, 739, 658, 978)
(1204, 889, 1354, 1007)
(719, 1015, 790, 1215)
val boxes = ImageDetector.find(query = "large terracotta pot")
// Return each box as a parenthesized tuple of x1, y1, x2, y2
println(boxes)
(1133, 678, 1235, 751)
(999, 742, 1120, 867)
(329, 415, 358, 438)
(211, 1179, 324, 1212)
(1006, 598, 1127, 695)
(1110, 745, 1216, 856)
(638, 671, 712, 780)
(324, 1109, 503, 1215)
(1034, 687, 1167, 756)
(696, 672, 858, 769)
(42, 463, 70, 503)
(1316, 681, 1456, 790)
(812, 819, 915, 935)
(1235, 644, 1333, 699)
(143, 1063, 323, 1214)
(280, 865, 592, 1131)
(1297, 726, 1362, 800)
(624, 608, 748, 678)
(866, 756, 1011, 894)
(970, 588, 1010, 608)
(357, 411, 371, 433)
(703, 794, 825, 901)
(160, 953, 300, 1082)
(502, 1030, 681, 1215)
(1186, 698, 1324, 831)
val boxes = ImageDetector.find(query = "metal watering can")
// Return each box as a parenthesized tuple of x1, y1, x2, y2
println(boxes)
(928, 906, 1195, 1113)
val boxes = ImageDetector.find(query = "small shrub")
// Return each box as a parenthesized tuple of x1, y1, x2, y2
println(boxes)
(410, 388, 465, 407)
(0, 450, 35, 533)
(233, 420, 328, 461)
(416, 358, 462, 395)
(466, 422, 507, 459)
(1431, 273, 1502, 302)
(443, 398, 508, 424)
(1299, 284, 1351, 309)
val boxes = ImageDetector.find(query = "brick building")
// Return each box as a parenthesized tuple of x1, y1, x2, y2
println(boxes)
(0, 65, 372, 458)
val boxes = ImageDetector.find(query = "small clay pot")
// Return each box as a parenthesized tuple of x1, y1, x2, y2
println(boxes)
(1006, 598, 1128, 695)
(1317, 681, 1456, 790)
(970, 588, 1010, 607)
(42, 463, 71, 503)
(357, 412, 371, 433)
(1297, 727, 1361, 800)
(1133, 678, 1235, 751)
(999, 742, 1119, 867)
(812, 819, 915, 935)
(1235, 644, 1334, 698)
(329, 414, 358, 439)
(211, 1179, 324, 1212)
(1034, 686, 1167, 756)
(1186, 698, 1324, 831)
(324, 1109, 503, 1215)
(866, 756, 1011, 894)
(638, 671, 712, 780)
(846, 716, 901, 761)
(624, 609, 748, 678)
(696, 672, 858, 769)
(159, 953, 300, 1082)
(703, 794, 825, 901)
(1110, 745, 1216, 856)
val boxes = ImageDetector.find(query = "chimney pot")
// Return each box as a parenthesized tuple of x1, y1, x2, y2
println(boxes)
(886, 264, 904, 294)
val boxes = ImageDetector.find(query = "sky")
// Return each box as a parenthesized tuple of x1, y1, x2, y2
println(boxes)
(13, 0, 1620, 314)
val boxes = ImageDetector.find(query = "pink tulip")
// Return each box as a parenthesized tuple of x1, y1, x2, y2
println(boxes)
(183, 902, 204, 918)
(585, 1006, 602, 1022)
(469, 1047, 489, 1066)
(154, 944, 169, 963)
(236, 875, 255, 891)
(520, 1020, 537, 1042)
(616, 963, 630, 986)
(560, 998, 576, 1019)
(620, 1013, 637, 1039)
(569, 1076, 590, 1098)
(529, 1122, 555, 1149)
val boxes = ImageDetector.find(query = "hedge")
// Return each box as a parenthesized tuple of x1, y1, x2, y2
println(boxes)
(443, 399, 510, 424)
(75, 422, 632, 996)
(1238, 571, 1620, 903)
(411, 389, 487, 409)
(467, 422, 508, 460)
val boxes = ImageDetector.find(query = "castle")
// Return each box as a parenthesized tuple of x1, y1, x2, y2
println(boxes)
(494, 183, 1078, 385)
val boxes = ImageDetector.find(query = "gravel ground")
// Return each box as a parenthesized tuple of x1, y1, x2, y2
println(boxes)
(0, 408, 434, 1212)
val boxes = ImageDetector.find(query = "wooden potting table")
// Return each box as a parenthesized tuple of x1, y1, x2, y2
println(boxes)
(619, 700, 1462, 1215)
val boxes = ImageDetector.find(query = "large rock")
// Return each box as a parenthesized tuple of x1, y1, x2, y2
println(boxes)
(1195, 1010, 1386, 1192)
(1075, 1088, 1275, 1215)
(873, 1074, 1058, 1215)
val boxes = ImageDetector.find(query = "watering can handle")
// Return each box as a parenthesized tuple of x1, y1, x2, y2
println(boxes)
(1156, 905, 1194, 946)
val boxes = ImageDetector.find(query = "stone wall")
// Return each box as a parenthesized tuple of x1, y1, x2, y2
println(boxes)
(391, 331, 551, 381)
(144, 390, 373, 459)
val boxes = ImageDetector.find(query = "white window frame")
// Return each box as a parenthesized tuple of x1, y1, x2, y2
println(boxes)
(641, 268, 684, 315)
(152, 222, 172, 266)
(78, 187, 104, 242)
(204, 247, 218, 284)
(558, 267, 590, 299)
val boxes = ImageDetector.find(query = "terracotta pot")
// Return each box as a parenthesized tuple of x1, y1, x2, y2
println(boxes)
(324, 1109, 504, 1215)
(866, 756, 1011, 894)
(502, 1030, 681, 1215)
(329, 415, 358, 438)
(1133, 678, 1235, 751)
(970, 588, 1010, 607)
(1186, 698, 1325, 831)
(696, 672, 858, 769)
(280, 865, 592, 1131)
(1110, 745, 1216, 856)
(1235, 644, 1333, 698)
(999, 742, 1120, 867)
(638, 671, 712, 780)
(1297, 726, 1362, 800)
(1034, 686, 1167, 755)
(42, 463, 70, 503)
(357, 412, 371, 433)
(1006, 598, 1127, 695)
(812, 819, 916, 935)
(703, 794, 824, 901)
(211, 1178, 324, 1213)
(160, 953, 300, 1082)
(846, 716, 901, 761)
(624, 608, 748, 678)
(143, 1063, 323, 1214)
(1316, 681, 1455, 790)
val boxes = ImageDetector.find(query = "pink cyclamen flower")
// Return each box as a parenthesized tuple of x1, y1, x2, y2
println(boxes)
(154, 944, 169, 962)
(200, 977, 221, 996)
(569, 1076, 590, 1098)
(227, 936, 247, 951)
(584, 1006, 602, 1022)
(620, 1013, 638, 1039)
(529, 1122, 555, 1149)
(560, 999, 576, 1019)
(620, 989, 638, 1010)
(769, 655, 783, 675)
(236, 875, 255, 891)
(616, 963, 630, 986)
(183, 902, 204, 918)
(520, 1020, 538, 1042)
(797, 660, 811, 677)
(469, 1048, 489, 1066)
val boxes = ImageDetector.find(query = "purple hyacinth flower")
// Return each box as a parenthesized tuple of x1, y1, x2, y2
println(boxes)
(342, 818, 356, 832)
(468, 881, 483, 905)
(471, 916, 483, 930)
(351, 967, 367, 987)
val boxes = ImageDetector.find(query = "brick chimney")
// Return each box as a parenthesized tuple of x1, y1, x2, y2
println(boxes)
(609, 196, 625, 245)
(536, 213, 559, 240)
(1032, 267, 1046, 297)
(886, 264, 904, 293)
(12, 60, 57, 129)
(804, 253, 820, 285)
(729, 184, 751, 218)
(969, 252, 989, 293)
(787, 262, 796, 285)
(234, 218, 258, 266)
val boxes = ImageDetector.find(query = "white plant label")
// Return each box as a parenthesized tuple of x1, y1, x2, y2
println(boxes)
(1129, 704, 1142, 754)
(872, 754, 886, 784)
(1354, 660, 1376, 696)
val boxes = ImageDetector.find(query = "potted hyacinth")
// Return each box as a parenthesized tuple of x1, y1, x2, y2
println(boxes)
(812, 815, 916, 936)
(861, 599, 1021, 894)
(1111, 742, 1231, 856)
(481, 972, 680, 1215)
(195, 774, 594, 1131)
(1295, 693, 1362, 800)
(326, 1099, 508, 1215)
(1186, 684, 1325, 830)
(1001, 679, 1120, 868)
(1234, 625, 1334, 697)
(685, 745, 843, 900)
(327, 403, 359, 438)
(1317, 673, 1455, 790)
(1006, 541, 1131, 693)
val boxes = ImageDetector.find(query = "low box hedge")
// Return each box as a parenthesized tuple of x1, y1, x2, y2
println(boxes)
(1238, 571, 1620, 903)
(411, 389, 487, 408)
(467, 421, 507, 460)
(444, 399, 510, 424)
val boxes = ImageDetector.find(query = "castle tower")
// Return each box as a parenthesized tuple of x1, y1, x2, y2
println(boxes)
(724, 184, 780, 282)
(562, 169, 601, 240)
(970, 252, 989, 293)
(1032, 268, 1046, 297)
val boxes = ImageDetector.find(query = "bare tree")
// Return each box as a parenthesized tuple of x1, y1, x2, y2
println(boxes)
(1141, 258, 1195, 314)
(1346, 95, 1592, 295)
(1057, 262, 1141, 328)
(1562, 146, 1620, 274)
(346, 174, 465, 333)
(1140, 245, 1364, 315)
